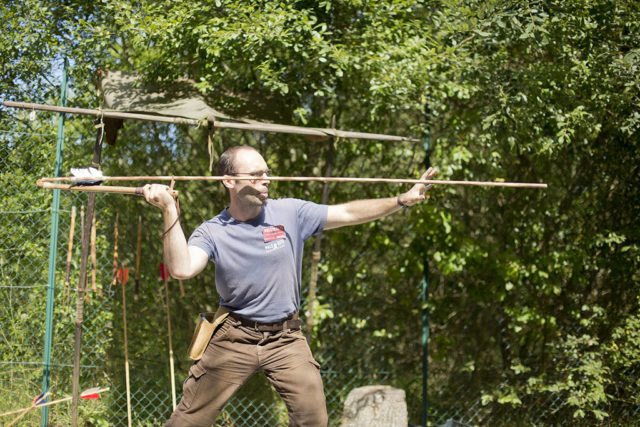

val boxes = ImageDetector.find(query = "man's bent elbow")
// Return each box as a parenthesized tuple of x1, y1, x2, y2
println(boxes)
(169, 266, 199, 280)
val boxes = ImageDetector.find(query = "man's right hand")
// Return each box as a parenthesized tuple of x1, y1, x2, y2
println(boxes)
(142, 184, 176, 211)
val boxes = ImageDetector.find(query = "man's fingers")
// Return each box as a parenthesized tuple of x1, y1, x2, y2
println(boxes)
(422, 167, 438, 180)
(143, 184, 173, 207)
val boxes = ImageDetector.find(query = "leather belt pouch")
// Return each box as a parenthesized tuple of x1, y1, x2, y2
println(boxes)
(187, 307, 229, 360)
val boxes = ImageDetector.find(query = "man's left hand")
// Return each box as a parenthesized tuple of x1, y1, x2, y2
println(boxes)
(397, 167, 438, 207)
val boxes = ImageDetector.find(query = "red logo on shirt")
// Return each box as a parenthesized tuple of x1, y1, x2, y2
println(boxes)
(263, 225, 286, 242)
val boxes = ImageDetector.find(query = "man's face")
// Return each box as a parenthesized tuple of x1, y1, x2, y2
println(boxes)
(228, 149, 271, 207)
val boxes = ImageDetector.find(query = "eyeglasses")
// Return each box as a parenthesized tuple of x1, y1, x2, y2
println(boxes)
(229, 169, 272, 181)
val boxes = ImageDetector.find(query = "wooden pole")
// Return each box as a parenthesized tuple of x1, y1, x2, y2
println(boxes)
(3, 100, 421, 143)
(91, 214, 97, 293)
(77, 206, 85, 306)
(64, 206, 76, 307)
(37, 181, 180, 196)
(111, 214, 119, 293)
(71, 121, 104, 427)
(123, 271, 132, 427)
(307, 126, 336, 340)
(162, 266, 177, 410)
(110, 213, 132, 426)
(134, 216, 142, 303)
(39, 175, 548, 188)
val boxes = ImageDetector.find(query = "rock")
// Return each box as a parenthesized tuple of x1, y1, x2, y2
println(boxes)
(341, 385, 408, 427)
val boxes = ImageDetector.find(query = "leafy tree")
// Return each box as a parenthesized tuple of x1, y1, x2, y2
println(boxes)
(1, 0, 639, 424)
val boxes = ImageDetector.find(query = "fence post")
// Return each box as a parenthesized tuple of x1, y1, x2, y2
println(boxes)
(421, 108, 432, 426)
(41, 58, 68, 427)
(420, 259, 429, 426)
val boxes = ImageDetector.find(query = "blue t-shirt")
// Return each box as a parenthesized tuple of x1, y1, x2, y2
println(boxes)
(188, 198, 328, 323)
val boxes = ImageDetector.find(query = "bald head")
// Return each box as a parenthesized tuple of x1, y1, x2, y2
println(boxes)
(218, 146, 260, 176)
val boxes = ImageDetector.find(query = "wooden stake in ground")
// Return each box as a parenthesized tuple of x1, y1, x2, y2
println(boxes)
(120, 264, 132, 427)
(111, 214, 119, 294)
(71, 119, 104, 427)
(160, 263, 177, 410)
(78, 205, 85, 302)
(64, 206, 76, 307)
(114, 232, 133, 427)
(111, 213, 132, 425)
(307, 131, 335, 340)
(134, 215, 142, 303)
(91, 214, 97, 293)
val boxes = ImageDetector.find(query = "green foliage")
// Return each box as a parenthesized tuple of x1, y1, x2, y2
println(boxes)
(1, 0, 639, 424)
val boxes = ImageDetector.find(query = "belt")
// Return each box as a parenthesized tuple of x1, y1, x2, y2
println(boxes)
(229, 312, 301, 332)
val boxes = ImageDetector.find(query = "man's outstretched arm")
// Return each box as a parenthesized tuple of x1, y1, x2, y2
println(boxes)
(142, 184, 209, 279)
(324, 167, 437, 230)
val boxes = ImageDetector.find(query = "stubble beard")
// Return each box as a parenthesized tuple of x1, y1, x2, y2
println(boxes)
(238, 188, 268, 208)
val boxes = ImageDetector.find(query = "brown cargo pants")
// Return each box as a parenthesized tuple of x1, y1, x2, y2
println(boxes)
(165, 317, 328, 426)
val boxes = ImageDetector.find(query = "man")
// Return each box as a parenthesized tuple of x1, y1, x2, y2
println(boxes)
(143, 145, 437, 426)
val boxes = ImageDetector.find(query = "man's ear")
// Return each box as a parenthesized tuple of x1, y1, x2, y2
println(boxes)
(222, 178, 235, 190)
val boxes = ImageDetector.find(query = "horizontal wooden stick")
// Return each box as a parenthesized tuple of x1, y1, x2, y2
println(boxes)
(40, 175, 548, 189)
(37, 180, 180, 197)
(2, 100, 420, 143)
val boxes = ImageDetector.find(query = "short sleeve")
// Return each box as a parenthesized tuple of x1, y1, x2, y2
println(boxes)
(293, 199, 328, 241)
(188, 223, 217, 262)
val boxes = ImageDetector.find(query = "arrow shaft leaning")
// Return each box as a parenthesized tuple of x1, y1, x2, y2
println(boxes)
(0, 388, 109, 418)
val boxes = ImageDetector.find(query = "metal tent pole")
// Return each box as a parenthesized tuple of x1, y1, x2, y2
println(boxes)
(41, 59, 68, 427)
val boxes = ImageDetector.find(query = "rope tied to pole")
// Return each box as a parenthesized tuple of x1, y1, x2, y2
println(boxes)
(206, 116, 217, 172)
(162, 177, 181, 238)
(91, 113, 105, 169)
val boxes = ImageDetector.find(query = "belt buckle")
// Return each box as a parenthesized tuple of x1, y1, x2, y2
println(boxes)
(254, 320, 259, 332)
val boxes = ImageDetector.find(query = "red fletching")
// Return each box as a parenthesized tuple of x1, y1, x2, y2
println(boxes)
(80, 387, 101, 400)
(117, 267, 130, 285)
(159, 263, 171, 281)
(81, 392, 101, 400)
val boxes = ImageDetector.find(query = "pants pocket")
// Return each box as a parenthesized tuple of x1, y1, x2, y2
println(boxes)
(182, 363, 207, 410)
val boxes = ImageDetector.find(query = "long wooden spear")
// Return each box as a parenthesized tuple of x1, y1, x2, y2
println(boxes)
(38, 175, 548, 188)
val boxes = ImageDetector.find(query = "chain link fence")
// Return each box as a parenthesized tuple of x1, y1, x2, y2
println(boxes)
(1, 106, 639, 426)
(0, 114, 394, 426)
